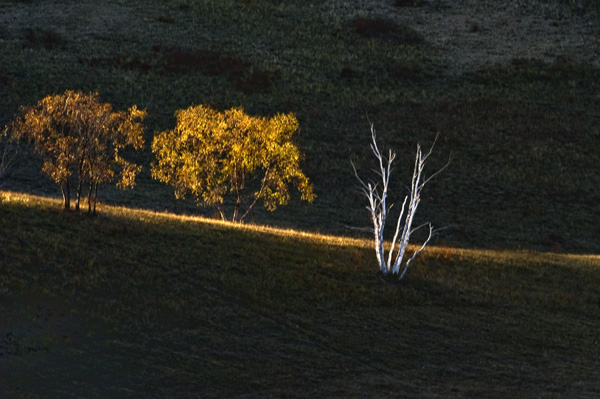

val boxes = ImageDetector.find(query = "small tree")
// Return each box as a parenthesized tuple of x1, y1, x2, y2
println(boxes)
(353, 123, 448, 280)
(152, 105, 314, 222)
(79, 103, 146, 214)
(8, 90, 145, 212)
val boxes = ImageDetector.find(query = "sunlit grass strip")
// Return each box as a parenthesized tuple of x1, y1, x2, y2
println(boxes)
(3, 190, 599, 268)
(0, 190, 46, 206)
(426, 245, 600, 267)
(0, 190, 371, 249)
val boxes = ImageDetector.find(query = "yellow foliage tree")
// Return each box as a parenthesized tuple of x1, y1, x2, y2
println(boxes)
(9, 90, 146, 212)
(152, 105, 314, 222)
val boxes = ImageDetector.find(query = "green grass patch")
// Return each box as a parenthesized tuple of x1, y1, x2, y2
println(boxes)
(1, 191, 600, 397)
(351, 17, 424, 45)
(515, 0, 600, 18)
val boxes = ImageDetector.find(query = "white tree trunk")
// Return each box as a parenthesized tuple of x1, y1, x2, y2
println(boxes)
(353, 124, 446, 279)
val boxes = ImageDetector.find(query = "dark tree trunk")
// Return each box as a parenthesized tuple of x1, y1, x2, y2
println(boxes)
(87, 179, 93, 214)
(61, 179, 71, 211)
(233, 197, 241, 222)
(76, 178, 83, 211)
(216, 205, 226, 221)
(76, 159, 85, 212)
(93, 182, 98, 215)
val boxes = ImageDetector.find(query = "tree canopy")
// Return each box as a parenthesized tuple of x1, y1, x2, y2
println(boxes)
(152, 105, 314, 222)
(9, 90, 146, 212)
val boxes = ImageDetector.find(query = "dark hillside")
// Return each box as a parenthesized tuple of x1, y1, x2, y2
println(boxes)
(1, 192, 599, 398)
(0, 0, 599, 250)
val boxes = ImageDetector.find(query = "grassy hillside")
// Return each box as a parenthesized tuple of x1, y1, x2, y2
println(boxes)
(1, 1, 599, 397)
(1, 1, 599, 395)
(0, 0, 599, 252)
(1, 191, 600, 398)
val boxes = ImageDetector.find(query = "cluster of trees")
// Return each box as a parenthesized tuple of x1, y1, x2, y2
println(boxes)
(4, 89, 443, 280)
(8, 90, 146, 213)
(4, 90, 314, 221)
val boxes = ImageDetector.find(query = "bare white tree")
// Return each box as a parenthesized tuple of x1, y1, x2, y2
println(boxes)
(353, 123, 447, 279)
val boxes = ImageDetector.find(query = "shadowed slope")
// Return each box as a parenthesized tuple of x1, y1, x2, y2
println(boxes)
(1, 191, 599, 398)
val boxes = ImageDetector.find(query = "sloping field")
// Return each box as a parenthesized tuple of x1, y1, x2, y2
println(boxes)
(1, 0, 600, 397)
(0, 0, 599, 252)
(1, 191, 599, 398)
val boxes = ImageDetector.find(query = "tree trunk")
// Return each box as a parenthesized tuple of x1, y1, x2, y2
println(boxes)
(232, 167, 242, 222)
(75, 159, 84, 211)
(93, 182, 98, 215)
(216, 205, 226, 221)
(87, 179, 93, 214)
(354, 125, 446, 280)
(232, 197, 241, 222)
(61, 179, 71, 211)
(76, 177, 83, 211)
(239, 169, 270, 224)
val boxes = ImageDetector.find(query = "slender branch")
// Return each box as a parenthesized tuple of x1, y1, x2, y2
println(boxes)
(216, 204, 226, 221)
(409, 221, 432, 235)
(398, 223, 434, 280)
(420, 134, 451, 188)
(421, 156, 451, 189)
(387, 196, 407, 268)
(239, 169, 269, 223)
(354, 124, 447, 280)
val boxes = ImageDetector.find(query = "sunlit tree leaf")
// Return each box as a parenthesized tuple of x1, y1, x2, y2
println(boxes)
(152, 104, 314, 222)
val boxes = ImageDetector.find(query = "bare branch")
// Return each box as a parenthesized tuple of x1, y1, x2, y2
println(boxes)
(387, 196, 407, 267)
(421, 155, 451, 189)
(398, 223, 434, 280)
(409, 221, 432, 235)
(354, 124, 447, 280)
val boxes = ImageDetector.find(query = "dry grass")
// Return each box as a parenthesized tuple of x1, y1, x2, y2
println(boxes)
(1, 190, 600, 398)
(1, 1, 600, 394)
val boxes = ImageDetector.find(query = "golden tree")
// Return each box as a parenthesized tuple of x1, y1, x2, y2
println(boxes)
(9, 90, 146, 212)
(152, 105, 314, 222)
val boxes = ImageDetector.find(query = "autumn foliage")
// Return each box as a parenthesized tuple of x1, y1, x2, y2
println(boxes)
(152, 105, 314, 222)
(9, 90, 146, 213)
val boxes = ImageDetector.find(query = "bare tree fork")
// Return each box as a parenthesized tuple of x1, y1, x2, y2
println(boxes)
(352, 123, 449, 279)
